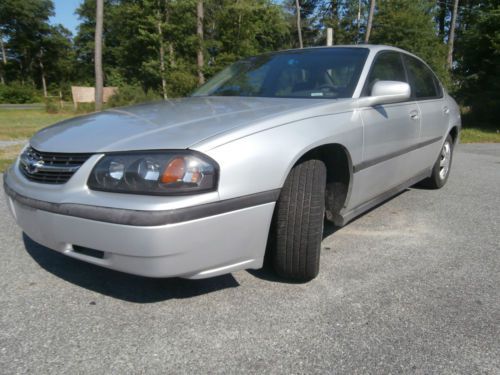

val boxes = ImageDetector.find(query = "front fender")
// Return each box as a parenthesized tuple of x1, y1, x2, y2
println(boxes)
(195, 111, 363, 201)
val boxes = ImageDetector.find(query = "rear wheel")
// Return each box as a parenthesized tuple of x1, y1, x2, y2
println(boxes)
(269, 159, 327, 281)
(420, 135, 454, 189)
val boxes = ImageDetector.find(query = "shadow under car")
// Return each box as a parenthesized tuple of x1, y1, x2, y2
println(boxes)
(23, 234, 239, 303)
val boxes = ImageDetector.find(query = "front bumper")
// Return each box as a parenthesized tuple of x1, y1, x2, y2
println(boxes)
(3, 163, 277, 279)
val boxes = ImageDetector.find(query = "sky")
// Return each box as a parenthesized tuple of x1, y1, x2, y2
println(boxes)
(50, 0, 82, 35)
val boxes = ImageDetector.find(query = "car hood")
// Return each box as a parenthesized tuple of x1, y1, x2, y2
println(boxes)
(30, 96, 348, 153)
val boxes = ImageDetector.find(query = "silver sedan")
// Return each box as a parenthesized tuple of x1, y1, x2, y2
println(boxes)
(3, 45, 461, 281)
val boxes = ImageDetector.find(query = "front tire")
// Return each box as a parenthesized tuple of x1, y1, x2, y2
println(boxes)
(269, 159, 327, 281)
(420, 134, 454, 189)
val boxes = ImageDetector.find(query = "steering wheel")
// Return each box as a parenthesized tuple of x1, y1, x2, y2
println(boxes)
(317, 84, 338, 96)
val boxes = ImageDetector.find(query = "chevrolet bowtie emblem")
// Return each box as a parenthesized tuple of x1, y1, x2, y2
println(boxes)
(22, 156, 45, 175)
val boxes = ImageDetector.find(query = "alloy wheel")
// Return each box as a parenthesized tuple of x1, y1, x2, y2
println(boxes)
(439, 141, 451, 180)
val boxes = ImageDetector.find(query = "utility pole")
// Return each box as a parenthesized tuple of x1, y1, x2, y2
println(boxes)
(447, 0, 459, 69)
(326, 28, 333, 46)
(95, 0, 104, 111)
(196, 0, 205, 85)
(364, 0, 375, 43)
(295, 0, 303, 48)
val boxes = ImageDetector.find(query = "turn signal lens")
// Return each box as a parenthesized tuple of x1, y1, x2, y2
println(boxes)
(161, 157, 186, 183)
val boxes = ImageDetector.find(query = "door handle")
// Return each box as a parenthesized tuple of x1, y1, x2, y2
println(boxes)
(409, 111, 419, 121)
(443, 106, 450, 115)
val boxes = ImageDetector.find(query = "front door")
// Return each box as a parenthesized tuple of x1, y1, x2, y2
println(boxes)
(348, 51, 421, 209)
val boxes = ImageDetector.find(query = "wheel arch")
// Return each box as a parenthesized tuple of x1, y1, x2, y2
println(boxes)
(449, 125, 459, 145)
(283, 143, 354, 225)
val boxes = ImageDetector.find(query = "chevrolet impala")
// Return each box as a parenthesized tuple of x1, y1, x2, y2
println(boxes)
(3, 45, 461, 281)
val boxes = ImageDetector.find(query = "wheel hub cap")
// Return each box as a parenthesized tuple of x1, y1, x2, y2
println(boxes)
(439, 141, 451, 180)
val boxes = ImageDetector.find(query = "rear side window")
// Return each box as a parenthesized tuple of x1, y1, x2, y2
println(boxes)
(403, 55, 441, 99)
(364, 52, 407, 95)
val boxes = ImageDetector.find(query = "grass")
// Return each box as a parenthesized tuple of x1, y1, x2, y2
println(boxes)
(0, 144, 24, 172)
(459, 127, 500, 143)
(0, 107, 76, 172)
(0, 158, 15, 172)
(0, 108, 75, 140)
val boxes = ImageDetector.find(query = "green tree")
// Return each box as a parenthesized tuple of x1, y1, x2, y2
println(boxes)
(74, 0, 290, 98)
(319, 0, 370, 45)
(0, 0, 55, 86)
(204, 0, 290, 74)
(285, 0, 322, 47)
(454, 2, 500, 127)
(0, 0, 73, 96)
(370, 0, 449, 84)
(37, 25, 74, 94)
(365, 0, 375, 43)
(95, 0, 104, 110)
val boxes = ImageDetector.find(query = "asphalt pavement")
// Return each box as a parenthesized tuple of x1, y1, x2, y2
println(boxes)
(0, 104, 44, 110)
(0, 144, 499, 374)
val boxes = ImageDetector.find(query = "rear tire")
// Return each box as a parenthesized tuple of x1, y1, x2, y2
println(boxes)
(420, 135, 454, 189)
(269, 159, 327, 281)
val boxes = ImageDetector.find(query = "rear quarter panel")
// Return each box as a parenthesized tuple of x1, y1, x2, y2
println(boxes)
(446, 93, 462, 134)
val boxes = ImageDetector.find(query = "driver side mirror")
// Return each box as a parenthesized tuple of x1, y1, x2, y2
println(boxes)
(357, 81, 411, 107)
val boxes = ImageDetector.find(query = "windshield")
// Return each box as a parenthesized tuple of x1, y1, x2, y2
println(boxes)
(193, 48, 369, 99)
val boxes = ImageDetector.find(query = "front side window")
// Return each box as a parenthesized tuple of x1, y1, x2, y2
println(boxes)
(193, 48, 369, 99)
(403, 55, 440, 99)
(364, 52, 407, 95)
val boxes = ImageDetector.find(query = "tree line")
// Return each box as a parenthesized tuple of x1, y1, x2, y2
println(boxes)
(0, 0, 498, 127)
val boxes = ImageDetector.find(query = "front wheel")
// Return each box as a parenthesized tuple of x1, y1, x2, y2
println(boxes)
(269, 159, 327, 281)
(420, 135, 454, 189)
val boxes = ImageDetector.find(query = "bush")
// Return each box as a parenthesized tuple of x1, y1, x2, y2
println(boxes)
(106, 85, 161, 108)
(0, 84, 42, 104)
(74, 103, 96, 114)
(166, 70, 198, 98)
(44, 98, 61, 113)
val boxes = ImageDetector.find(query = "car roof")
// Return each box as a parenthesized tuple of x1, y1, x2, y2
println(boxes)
(278, 44, 408, 54)
(272, 44, 427, 68)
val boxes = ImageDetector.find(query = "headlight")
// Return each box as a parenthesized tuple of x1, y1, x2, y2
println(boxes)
(87, 151, 218, 195)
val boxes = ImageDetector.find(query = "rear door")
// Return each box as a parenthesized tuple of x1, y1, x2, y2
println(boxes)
(402, 54, 448, 169)
(349, 51, 421, 208)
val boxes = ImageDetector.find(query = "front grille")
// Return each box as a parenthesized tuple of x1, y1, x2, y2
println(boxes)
(19, 146, 92, 184)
